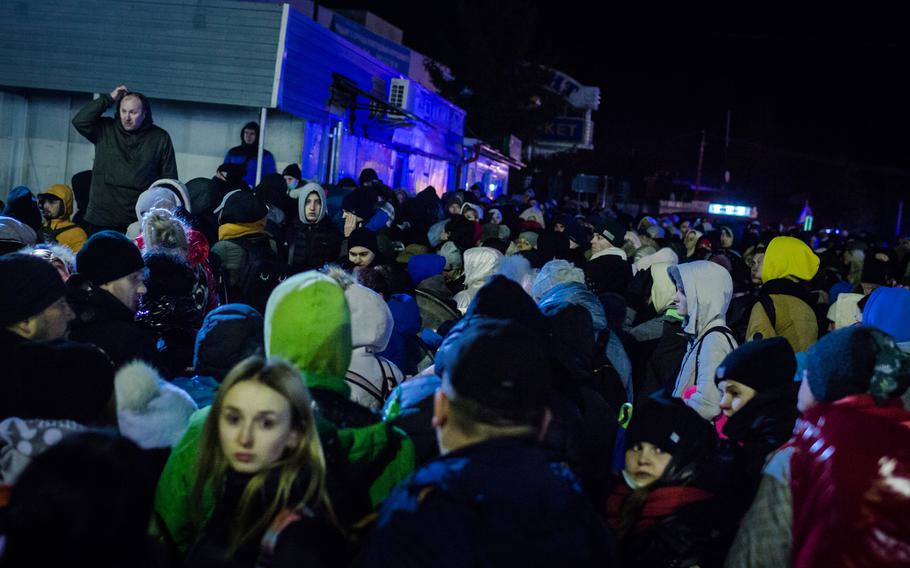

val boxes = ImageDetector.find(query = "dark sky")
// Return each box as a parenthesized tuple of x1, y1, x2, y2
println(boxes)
(328, 1, 910, 226)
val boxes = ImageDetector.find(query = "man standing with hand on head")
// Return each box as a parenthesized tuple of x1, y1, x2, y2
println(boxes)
(72, 85, 177, 234)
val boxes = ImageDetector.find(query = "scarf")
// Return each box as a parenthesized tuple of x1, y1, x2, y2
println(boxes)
(218, 219, 268, 242)
(606, 481, 713, 534)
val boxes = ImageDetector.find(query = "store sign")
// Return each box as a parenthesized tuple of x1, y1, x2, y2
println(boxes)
(536, 117, 586, 143)
(332, 15, 411, 75)
(540, 67, 601, 110)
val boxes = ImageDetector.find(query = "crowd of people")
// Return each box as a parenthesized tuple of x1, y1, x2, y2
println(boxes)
(0, 87, 909, 567)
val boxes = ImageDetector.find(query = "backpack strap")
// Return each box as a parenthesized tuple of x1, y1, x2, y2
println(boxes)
(693, 326, 736, 382)
(756, 293, 777, 330)
(375, 356, 399, 400)
(256, 505, 315, 568)
(344, 369, 384, 406)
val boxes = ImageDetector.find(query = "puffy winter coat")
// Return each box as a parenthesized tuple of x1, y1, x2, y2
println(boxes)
(287, 183, 341, 272)
(454, 247, 503, 314)
(39, 184, 87, 252)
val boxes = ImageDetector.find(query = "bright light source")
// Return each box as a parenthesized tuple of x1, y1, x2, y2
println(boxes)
(488, 183, 496, 192)
(708, 203, 755, 218)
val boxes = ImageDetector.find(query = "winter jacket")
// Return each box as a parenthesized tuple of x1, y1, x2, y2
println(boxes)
(585, 248, 632, 295)
(223, 122, 277, 188)
(66, 275, 159, 368)
(381, 373, 442, 466)
(154, 272, 415, 552)
(71, 93, 177, 228)
(454, 247, 503, 314)
(379, 293, 423, 376)
(287, 183, 341, 272)
(669, 262, 738, 420)
(136, 229, 219, 312)
(747, 237, 820, 352)
(39, 184, 88, 252)
(361, 436, 615, 567)
(343, 283, 404, 410)
(726, 395, 910, 568)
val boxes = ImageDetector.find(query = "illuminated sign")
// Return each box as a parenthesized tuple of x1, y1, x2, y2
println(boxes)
(708, 203, 758, 218)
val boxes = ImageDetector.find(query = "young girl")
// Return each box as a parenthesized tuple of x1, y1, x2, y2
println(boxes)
(186, 357, 346, 568)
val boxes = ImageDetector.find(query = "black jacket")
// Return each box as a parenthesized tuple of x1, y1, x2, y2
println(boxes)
(67, 275, 159, 368)
(287, 218, 342, 273)
(71, 94, 177, 227)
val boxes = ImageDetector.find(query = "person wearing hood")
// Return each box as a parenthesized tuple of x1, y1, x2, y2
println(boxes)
(585, 217, 632, 296)
(154, 271, 416, 553)
(170, 303, 264, 407)
(326, 269, 405, 410)
(222, 121, 277, 188)
(454, 246, 503, 315)
(714, 338, 799, 510)
(125, 179, 192, 238)
(71, 85, 177, 232)
(36, 184, 88, 253)
(746, 236, 820, 352)
(862, 286, 910, 352)
(668, 261, 738, 420)
(726, 327, 910, 568)
(605, 394, 733, 567)
(287, 181, 341, 273)
(3, 186, 43, 238)
(628, 262, 689, 400)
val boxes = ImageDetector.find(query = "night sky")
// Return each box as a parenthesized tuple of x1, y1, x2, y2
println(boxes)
(328, 1, 910, 231)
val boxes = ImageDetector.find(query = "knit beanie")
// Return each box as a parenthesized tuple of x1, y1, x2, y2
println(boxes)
(0, 253, 66, 327)
(518, 231, 539, 249)
(282, 163, 302, 180)
(347, 227, 378, 254)
(715, 337, 796, 392)
(341, 188, 377, 220)
(805, 326, 910, 404)
(593, 217, 625, 247)
(2, 187, 42, 236)
(194, 303, 264, 380)
(625, 393, 715, 459)
(76, 231, 144, 286)
(531, 259, 585, 301)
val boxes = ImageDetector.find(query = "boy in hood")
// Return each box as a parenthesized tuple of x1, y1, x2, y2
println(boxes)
(37, 184, 89, 253)
(222, 121, 277, 188)
(287, 182, 341, 272)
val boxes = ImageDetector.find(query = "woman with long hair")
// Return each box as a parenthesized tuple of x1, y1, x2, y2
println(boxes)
(186, 356, 346, 568)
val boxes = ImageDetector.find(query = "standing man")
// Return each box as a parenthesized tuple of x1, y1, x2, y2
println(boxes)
(72, 85, 177, 234)
(223, 121, 276, 188)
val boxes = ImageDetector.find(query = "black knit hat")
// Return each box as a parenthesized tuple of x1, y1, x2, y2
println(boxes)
(347, 227, 378, 254)
(282, 163, 302, 180)
(193, 303, 264, 381)
(464, 275, 548, 335)
(593, 217, 626, 247)
(715, 337, 797, 391)
(76, 231, 144, 286)
(0, 253, 66, 327)
(625, 393, 715, 459)
(341, 189, 377, 220)
(214, 190, 268, 224)
(436, 316, 550, 425)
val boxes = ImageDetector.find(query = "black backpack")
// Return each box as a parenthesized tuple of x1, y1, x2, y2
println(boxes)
(344, 356, 399, 407)
(233, 235, 293, 312)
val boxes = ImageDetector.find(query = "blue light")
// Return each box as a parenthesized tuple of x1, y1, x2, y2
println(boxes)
(708, 202, 754, 218)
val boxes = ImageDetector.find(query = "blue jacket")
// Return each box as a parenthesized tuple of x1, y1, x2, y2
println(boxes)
(223, 148, 277, 188)
(361, 436, 616, 567)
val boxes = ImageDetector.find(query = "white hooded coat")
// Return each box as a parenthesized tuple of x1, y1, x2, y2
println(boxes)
(668, 261, 738, 420)
(344, 283, 404, 410)
(454, 247, 504, 314)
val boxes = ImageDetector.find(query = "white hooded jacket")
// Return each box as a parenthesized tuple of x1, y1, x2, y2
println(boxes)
(668, 261, 738, 420)
(343, 281, 404, 410)
(454, 247, 504, 314)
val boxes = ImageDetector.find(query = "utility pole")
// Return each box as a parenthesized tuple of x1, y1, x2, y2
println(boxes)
(695, 129, 706, 199)
(724, 109, 732, 187)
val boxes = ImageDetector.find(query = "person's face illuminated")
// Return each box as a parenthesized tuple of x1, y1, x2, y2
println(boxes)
(100, 269, 146, 312)
(674, 287, 687, 317)
(490, 210, 502, 224)
(720, 231, 734, 248)
(242, 127, 257, 145)
(718, 379, 757, 417)
(304, 192, 322, 222)
(40, 197, 64, 220)
(625, 442, 672, 487)
(119, 95, 146, 131)
(218, 381, 298, 474)
(447, 202, 461, 216)
(348, 246, 375, 267)
(591, 233, 610, 253)
(464, 209, 478, 222)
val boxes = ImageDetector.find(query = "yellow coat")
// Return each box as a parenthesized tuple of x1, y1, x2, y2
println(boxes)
(40, 184, 87, 253)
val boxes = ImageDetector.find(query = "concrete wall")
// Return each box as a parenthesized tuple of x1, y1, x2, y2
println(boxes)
(1, 89, 306, 200)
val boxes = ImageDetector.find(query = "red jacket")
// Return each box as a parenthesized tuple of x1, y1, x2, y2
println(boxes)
(790, 394, 910, 568)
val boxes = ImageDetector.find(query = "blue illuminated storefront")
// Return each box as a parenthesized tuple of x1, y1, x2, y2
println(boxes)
(275, 9, 465, 194)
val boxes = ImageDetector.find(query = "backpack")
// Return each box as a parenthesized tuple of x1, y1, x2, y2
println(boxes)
(344, 356, 399, 407)
(40, 223, 80, 245)
(234, 235, 293, 312)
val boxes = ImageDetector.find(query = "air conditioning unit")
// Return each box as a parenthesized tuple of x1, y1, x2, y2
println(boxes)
(388, 78, 413, 113)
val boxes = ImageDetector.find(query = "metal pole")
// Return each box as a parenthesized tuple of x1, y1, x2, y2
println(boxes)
(255, 107, 267, 186)
(695, 130, 705, 197)
(897, 198, 904, 237)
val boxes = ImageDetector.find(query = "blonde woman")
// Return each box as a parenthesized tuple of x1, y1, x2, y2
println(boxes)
(186, 357, 346, 567)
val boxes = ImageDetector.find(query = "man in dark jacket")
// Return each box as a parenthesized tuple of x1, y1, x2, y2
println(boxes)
(363, 317, 615, 567)
(585, 217, 632, 295)
(222, 121, 276, 188)
(67, 230, 158, 367)
(71, 85, 177, 233)
(287, 181, 341, 272)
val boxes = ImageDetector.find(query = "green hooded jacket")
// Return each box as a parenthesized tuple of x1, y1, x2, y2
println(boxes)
(153, 272, 415, 551)
(71, 93, 177, 228)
